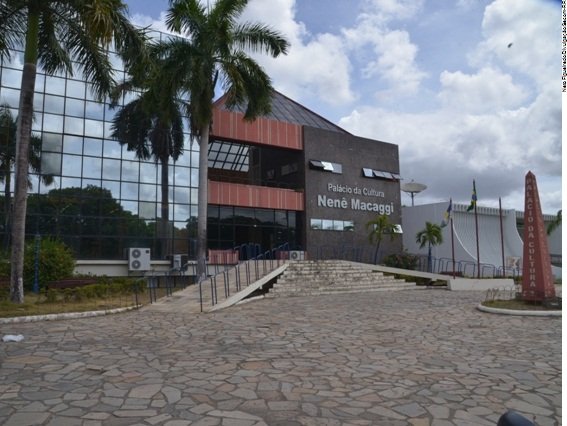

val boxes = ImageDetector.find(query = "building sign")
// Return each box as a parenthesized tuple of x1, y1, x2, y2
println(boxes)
(521, 171, 555, 301)
(316, 183, 394, 215)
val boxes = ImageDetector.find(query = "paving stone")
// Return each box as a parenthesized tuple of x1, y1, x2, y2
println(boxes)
(0, 288, 560, 426)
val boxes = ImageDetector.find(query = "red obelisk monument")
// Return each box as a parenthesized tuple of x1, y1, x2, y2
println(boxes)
(521, 171, 555, 301)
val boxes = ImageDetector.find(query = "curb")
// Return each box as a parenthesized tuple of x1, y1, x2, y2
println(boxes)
(476, 304, 561, 317)
(0, 306, 140, 324)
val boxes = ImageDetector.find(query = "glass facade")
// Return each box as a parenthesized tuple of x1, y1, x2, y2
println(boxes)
(0, 37, 199, 260)
(207, 205, 299, 254)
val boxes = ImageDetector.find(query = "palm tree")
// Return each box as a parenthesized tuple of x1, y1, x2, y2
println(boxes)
(366, 214, 398, 264)
(110, 50, 186, 259)
(416, 221, 443, 272)
(0, 104, 53, 250)
(546, 210, 561, 235)
(0, 0, 148, 303)
(161, 0, 289, 279)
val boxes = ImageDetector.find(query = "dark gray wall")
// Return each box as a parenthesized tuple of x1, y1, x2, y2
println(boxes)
(303, 126, 402, 262)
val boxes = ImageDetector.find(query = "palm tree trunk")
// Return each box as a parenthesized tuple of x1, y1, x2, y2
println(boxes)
(196, 124, 210, 280)
(10, 4, 40, 303)
(427, 244, 432, 273)
(373, 241, 381, 265)
(3, 171, 11, 250)
(160, 156, 170, 259)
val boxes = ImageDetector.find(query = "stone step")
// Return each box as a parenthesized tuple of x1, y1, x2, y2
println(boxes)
(266, 285, 416, 298)
(271, 283, 415, 293)
(267, 260, 418, 298)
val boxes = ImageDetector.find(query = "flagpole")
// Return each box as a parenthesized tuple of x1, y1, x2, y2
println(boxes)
(450, 215, 455, 278)
(474, 200, 480, 278)
(499, 197, 505, 277)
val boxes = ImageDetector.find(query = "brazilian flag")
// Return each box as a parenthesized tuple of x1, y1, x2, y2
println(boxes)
(467, 180, 477, 212)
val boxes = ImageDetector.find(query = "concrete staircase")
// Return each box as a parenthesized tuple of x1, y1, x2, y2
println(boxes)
(267, 260, 416, 297)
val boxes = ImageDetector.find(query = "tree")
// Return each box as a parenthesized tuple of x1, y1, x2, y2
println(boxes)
(0, 104, 53, 250)
(110, 49, 186, 259)
(546, 210, 561, 236)
(366, 214, 398, 264)
(416, 221, 443, 272)
(0, 0, 148, 303)
(161, 0, 289, 279)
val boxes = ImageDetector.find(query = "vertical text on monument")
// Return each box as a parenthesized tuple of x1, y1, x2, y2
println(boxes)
(521, 171, 555, 301)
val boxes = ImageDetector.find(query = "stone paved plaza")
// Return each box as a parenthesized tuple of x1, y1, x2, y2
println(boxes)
(0, 289, 561, 425)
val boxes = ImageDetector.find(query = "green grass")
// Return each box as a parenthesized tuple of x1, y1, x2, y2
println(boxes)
(0, 286, 179, 319)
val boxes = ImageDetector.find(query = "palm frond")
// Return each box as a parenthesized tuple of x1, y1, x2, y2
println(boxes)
(0, 2, 27, 62)
(233, 23, 290, 57)
(166, 0, 206, 35)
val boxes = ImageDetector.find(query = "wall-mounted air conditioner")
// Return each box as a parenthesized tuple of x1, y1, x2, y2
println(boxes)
(289, 250, 305, 261)
(128, 248, 151, 271)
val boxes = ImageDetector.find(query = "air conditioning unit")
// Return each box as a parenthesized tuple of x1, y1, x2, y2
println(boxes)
(289, 250, 305, 261)
(128, 248, 151, 271)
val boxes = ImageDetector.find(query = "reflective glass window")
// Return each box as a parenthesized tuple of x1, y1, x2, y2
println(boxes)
(103, 120, 114, 139)
(44, 95, 65, 115)
(121, 182, 138, 200)
(42, 113, 63, 133)
(219, 206, 233, 221)
(102, 159, 121, 180)
(139, 201, 156, 219)
(31, 115, 43, 131)
(64, 116, 84, 135)
(62, 154, 82, 177)
(1, 67, 22, 88)
(121, 160, 139, 181)
(140, 162, 157, 184)
(42, 132, 63, 153)
(61, 177, 81, 188)
(173, 186, 190, 204)
(275, 211, 287, 226)
(101, 180, 120, 198)
(34, 73, 45, 92)
(85, 101, 104, 120)
(139, 184, 157, 202)
(82, 178, 100, 188)
(40, 152, 62, 175)
(33, 93, 44, 112)
(173, 204, 189, 221)
(208, 205, 219, 220)
(83, 138, 102, 157)
(84, 119, 104, 138)
(0, 88, 19, 108)
(83, 157, 101, 179)
(122, 200, 138, 215)
(44, 76, 66, 95)
(65, 98, 85, 117)
(63, 135, 83, 155)
(255, 209, 274, 225)
(103, 139, 122, 158)
(66, 79, 86, 98)
(121, 148, 137, 161)
(234, 207, 255, 224)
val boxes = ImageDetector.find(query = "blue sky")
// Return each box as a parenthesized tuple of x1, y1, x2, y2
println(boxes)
(125, 0, 562, 214)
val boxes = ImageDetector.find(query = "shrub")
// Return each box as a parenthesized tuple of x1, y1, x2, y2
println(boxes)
(23, 239, 75, 291)
(383, 252, 419, 270)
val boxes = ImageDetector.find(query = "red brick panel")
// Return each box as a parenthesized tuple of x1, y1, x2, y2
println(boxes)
(209, 181, 304, 211)
(212, 109, 303, 150)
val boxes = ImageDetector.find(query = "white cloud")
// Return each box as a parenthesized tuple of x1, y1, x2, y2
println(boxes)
(438, 67, 528, 114)
(470, 0, 559, 90)
(242, 0, 356, 106)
